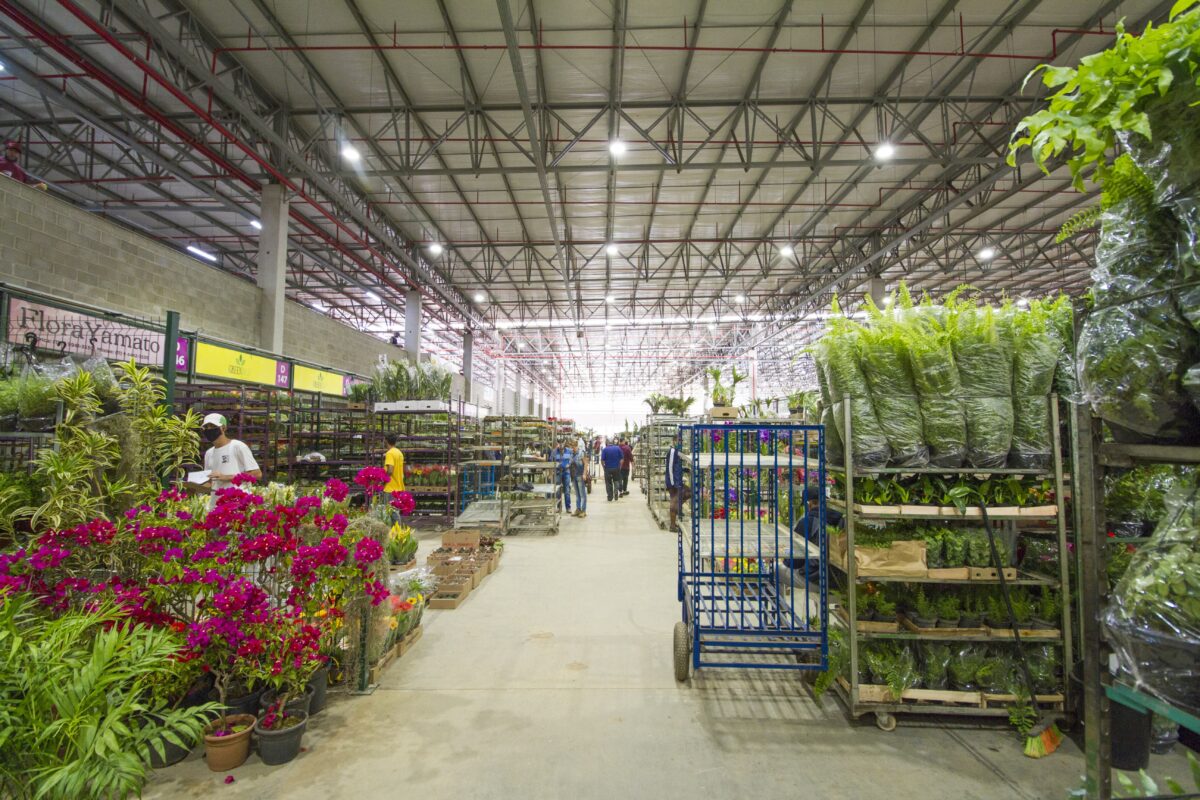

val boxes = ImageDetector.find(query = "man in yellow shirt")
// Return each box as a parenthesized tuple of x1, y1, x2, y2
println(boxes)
(383, 433, 405, 498)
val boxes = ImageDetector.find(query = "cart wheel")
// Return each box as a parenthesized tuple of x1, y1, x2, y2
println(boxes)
(874, 712, 897, 732)
(673, 622, 691, 682)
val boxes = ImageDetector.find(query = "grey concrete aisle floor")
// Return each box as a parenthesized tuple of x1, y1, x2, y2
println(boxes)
(149, 485, 1101, 799)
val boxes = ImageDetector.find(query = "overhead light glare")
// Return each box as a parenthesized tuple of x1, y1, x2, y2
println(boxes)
(186, 245, 217, 262)
(0, 62, 6, 72)
(778, 244, 794, 258)
(874, 142, 895, 162)
(473, 292, 486, 303)
(604, 295, 615, 303)
(364, 291, 381, 303)
(341, 144, 361, 162)
(250, 219, 262, 230)
(978, 246, 997, 262)
(608, 139, 627, 156)
(428, 242, 444, 256)
(734, 294, 746, 304)
(606, 243, 619, 256)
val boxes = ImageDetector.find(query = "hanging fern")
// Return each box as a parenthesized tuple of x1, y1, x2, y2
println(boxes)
(1056, 154, 1160, 242)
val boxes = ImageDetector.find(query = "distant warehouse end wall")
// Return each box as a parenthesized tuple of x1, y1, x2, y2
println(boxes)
(0, 178, 399, 376)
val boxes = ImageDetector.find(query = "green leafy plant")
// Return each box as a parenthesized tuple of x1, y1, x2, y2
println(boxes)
(0, 596, 217, 800)
(921, 644, 953, 689)
(948, 646, 987, 689)
(1007, 2, 1200, 188)
(812, 628, 847, 700)
(1009, 589, 1035, 625)
(914, 588, 936, 620)
(935, 595, 960, 621)
(1036, 591, 1062, 623)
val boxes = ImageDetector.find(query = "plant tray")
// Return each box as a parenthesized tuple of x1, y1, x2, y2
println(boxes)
(969, 567, 1018, 581)
(986, 626, 1061, 640)
(709, 406, 739, 419)
(835, 606, 899, 633)
(926, 567, 971, 580)
(982, 692, 1065, 710)
(900, 617, 987, 637)
(396, 624, 423, 657)
(841, 678, 982, 706)
(429, 589, 468, 609)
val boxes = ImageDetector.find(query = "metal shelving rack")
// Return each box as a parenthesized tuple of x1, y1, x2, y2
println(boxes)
(371, 400, 462, 520)
(287, 391, 370, 485)
(1073, 407, 1200, 800)
(831, 397, 1074, 731)
(645, 414, 691, 530)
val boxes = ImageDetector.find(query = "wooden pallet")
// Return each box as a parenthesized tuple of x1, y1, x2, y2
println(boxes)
(835, 606, 900, 633)
(396, 624, 423, 657)
(841, 678, 1064, 710)
(986, 625, 1061, 640)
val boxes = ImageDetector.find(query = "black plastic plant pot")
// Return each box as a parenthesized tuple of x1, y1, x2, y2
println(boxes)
(142, 714, 196, 768)
(307, 666, 329, 716)
(936, 616, 961, 629)
(959, 615, 981, 629)
(210, 687, 263, 717)
(1112, 624, 1200, 715)
(914, 615, 938, 629)
(255, 712, 308, 766)
(986, 617, 1012, 630)
(1110, 701, 1151, 771)
(260, 684, 316, 717)
(1031, 617, 1056, 630)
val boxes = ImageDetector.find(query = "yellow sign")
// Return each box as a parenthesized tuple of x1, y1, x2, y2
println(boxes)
(195, 342, 288, 387)
(293, 364, 344, 396)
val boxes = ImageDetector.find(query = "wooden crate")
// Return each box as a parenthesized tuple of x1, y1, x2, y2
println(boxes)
(368, 643, 400, 684)
(838, 677, 983, 706)
(396, 624, 423, 657)
(834, 606, 899, 633)
(926, 567, 970, 580)
(429, 589, 468, 609)
(709, 406, 738, 419)
(983, 692, 1065, 711)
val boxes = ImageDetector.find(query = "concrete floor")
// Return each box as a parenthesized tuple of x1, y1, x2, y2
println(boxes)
(145, 485, 1180, 799)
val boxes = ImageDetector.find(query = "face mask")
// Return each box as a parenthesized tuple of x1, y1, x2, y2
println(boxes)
(202, 427, 222, 443)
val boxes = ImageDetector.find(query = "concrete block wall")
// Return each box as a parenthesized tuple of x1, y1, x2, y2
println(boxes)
(0, 179, 400, 376)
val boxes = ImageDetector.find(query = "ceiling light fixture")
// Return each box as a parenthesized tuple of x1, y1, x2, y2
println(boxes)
(606, 243, 619, 256)
(604, 295, 615, 304)
(977, 246, 997, 262)
(341, 144, 361, 162)
(873, 142, 895, 161)
(778, 244, 794, 258)
(186, 245, 217, 262)
(608, 139, 627, 156)
(473, 292, 486, 303)
(707, 324, 716, 333)
(428, 242, 444, 256)
(250, 220, 262, 230)
(734, 294, 746, 304)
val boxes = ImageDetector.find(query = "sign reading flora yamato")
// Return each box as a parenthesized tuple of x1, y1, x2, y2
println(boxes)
(6, 297, 167, 361)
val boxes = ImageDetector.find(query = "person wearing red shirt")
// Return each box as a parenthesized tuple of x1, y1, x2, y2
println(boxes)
(618, 438, 634, 497)
(0, 141, 46, 190)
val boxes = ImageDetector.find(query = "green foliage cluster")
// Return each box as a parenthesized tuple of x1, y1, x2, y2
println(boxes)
(0, 595, 217, 799)
(371, 360, 453, 402)
(643, 393, 695, 415)
(706, 366, 746, 407)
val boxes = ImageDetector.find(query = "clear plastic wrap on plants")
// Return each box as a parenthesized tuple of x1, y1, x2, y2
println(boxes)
(900, 302, 967, 468)
(814, 310, 891, 468)
(1009, 298, 1067, 470)
(814, 361, 844, 467)
(921, 643, 953, 690)
(386, 566, 438, 597)
(857, 303, 929, 467)
(1091, 198, 1181, 307)
(1078, 292, 1200, 443)
(1104, 487, 1200, 714)
(952, 302, 1014, 469)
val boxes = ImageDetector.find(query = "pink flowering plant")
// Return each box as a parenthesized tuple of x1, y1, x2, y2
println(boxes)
(0, 468, 394, 734)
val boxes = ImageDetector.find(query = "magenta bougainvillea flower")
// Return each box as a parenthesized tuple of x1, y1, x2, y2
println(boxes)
(390, 491, 416, 516)
(323, 478, 349, 502)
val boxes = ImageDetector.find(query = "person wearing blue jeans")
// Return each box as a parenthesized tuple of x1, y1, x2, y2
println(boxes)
(570, 445, 588, 518)
(551, 440, 574, 514)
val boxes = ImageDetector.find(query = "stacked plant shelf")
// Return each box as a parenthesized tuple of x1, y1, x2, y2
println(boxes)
(372, 403, 461, 520)
(827, 399, 1073, 731)
(457, 409, 498, 511)
(645, 413, 692, 530)
(287, 390, 371, 484)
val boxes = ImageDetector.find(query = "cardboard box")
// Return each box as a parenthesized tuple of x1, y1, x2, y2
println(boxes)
(429, 590, 467, 610)
(442, 530, 482, 548)
(831, 533, 927, 578)
(969, 567, 1018, 581)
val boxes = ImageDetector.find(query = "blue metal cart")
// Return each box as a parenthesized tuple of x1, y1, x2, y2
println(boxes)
(674, 422, 828, 680)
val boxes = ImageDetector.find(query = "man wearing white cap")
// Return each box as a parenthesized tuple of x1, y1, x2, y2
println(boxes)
(200, 413, 261, 491)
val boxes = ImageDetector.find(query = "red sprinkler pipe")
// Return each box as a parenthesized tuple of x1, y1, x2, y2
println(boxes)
(11, 0, 457, 323)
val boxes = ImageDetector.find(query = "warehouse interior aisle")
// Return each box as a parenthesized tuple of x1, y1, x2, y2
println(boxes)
(148, 487, 1090, 799)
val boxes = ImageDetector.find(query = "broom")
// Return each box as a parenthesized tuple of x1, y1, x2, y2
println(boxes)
(980, 504, 1064, 758)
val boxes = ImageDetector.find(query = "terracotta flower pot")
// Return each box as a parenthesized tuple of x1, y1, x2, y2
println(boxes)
(204, 713, 256, 772)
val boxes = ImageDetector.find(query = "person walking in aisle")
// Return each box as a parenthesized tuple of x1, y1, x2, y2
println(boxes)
(665, 431, 686, 533)
(551, 439, 574, 514)
(570, 443, 588, 518)
(618, 438, 634, 497)
(601, 439, 624, 501)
